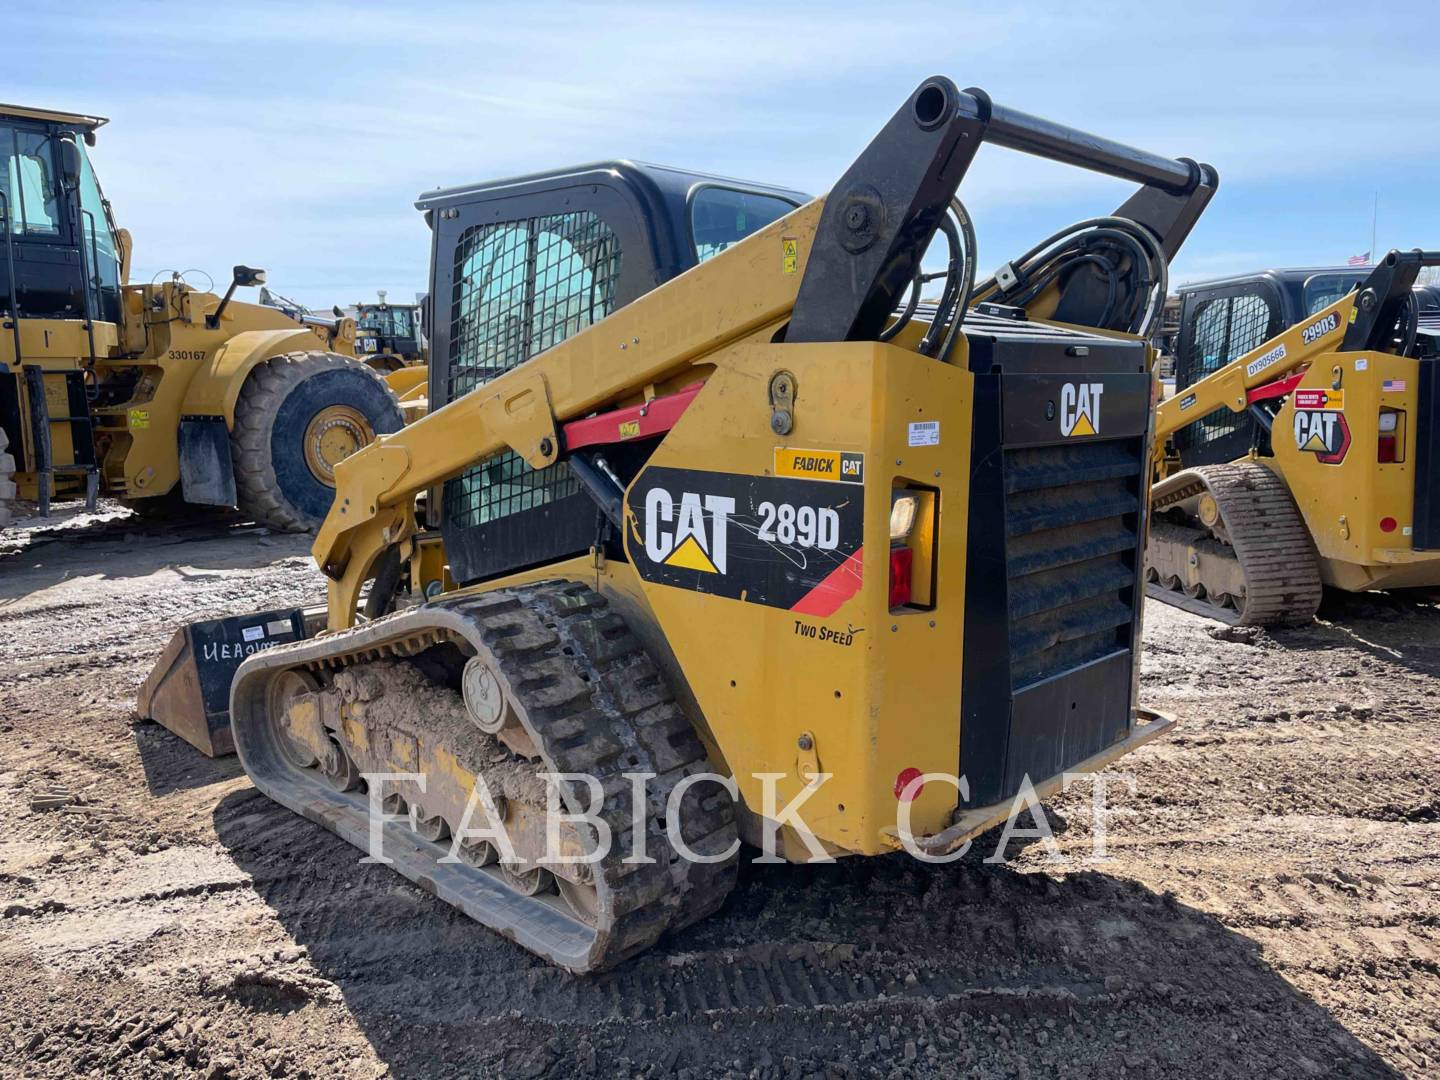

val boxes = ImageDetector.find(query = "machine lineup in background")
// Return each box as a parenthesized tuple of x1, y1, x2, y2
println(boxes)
(1145, 260, 1440, 624)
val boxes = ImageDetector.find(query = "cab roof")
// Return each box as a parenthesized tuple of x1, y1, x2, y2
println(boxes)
(415, 159, 807, 213)
(0, 103, 108, 129)
(1177, 266, 1368, 293)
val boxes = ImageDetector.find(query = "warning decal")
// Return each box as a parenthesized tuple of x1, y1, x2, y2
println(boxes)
(627, 466, 864, 613)
(1293, 388, 1344, 411)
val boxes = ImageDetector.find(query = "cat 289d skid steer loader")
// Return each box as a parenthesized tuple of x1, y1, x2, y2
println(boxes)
(186, 77, 1217, 971)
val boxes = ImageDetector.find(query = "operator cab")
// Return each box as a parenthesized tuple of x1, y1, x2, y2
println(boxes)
(355, 297, 422, 357)
(416, 161, 808, 585)
(0, 104, 121, 328)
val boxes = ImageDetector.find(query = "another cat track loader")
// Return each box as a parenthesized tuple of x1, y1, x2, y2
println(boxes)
(190, 78, 1217, 971)
(0, 104, 403, 533)
(1148, 255, 1440, 624)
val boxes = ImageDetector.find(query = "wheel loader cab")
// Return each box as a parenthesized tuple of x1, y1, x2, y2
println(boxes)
(0, 109, 122, 324)
(354, 299, 423, 369)
(417, 162, 808, 584)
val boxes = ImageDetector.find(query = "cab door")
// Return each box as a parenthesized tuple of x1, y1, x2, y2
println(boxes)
(1174, 280, 1285, 466)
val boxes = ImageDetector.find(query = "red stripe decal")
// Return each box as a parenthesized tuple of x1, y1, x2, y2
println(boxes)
(562, 382, 704, 452)
(789, 546, 865, 617)
(1247, 370, 1306, 405)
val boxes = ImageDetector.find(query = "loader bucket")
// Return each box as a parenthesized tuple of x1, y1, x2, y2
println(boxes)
(137, 608, 309, 756)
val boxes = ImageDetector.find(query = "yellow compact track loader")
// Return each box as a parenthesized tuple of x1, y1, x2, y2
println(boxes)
(1148, 257, 1440, 624)
(0, 104, 403, 532)
(150, 77, 1219, 971)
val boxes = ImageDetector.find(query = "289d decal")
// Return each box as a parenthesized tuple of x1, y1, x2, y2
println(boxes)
(627, 466, 864, 614)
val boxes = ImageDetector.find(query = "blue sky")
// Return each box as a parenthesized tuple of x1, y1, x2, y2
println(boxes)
(11, 2, 1440, 307)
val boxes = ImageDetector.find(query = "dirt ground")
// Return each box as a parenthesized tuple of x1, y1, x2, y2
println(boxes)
(1, 502, 1437, 1079)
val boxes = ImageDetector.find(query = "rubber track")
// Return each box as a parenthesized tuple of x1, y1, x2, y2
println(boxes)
(0, 424, 14, 529)
(231, 580, 739, 972)
(230, 350, 397, 533)
(1150, 462, 1323, 626)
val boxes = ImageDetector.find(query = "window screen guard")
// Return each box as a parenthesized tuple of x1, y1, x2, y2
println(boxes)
(442, 210, 622, 531)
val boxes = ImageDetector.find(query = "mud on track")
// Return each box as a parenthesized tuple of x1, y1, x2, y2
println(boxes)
(1, 503, 1437, 1078)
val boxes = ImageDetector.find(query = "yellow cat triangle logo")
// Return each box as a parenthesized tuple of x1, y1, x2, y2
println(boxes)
(664, 535, 718, 574)
(1069, 412, 1097, 437)
(1299, 431, 1328, 452)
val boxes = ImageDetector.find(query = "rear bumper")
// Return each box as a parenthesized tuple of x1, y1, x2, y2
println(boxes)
(895, 706, 1174, 857)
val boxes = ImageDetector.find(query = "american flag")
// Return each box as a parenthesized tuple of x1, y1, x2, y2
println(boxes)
(1348, 252, 1371, 266)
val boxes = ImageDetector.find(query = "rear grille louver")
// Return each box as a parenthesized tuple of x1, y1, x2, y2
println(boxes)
(1002, 439, 1145, 689)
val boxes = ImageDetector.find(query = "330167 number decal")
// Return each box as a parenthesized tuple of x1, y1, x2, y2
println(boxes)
(756, 501, 840, 549)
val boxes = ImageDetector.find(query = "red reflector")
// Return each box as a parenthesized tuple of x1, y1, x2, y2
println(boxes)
(1380, 516, 1398, 533)
(1378, 434, 1398, 463)
(894, 767, 924, 802)
(888, 546, 913, 609)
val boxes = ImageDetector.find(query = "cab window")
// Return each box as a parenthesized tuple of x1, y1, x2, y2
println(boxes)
(1, 127, 61, 236)
(443, 210, 622, 530)
(76, 141, 119, 294)
(1183, 291, 1276, 379)
(1303, 273, 1363, 315)
(690, 187, 797, 263)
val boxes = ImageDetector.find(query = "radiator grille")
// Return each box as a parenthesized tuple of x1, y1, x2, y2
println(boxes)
(1003, 438, 1144, 688)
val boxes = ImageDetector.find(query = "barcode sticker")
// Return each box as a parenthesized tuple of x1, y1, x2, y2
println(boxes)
(908, 421, 940, 447)
(241, 626, 265, 643)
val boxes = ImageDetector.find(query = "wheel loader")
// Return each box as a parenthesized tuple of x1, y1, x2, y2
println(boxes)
(0, 104, 403, 533)
(145, 77, 1219, 971)
(1147, 257, 1440, 624)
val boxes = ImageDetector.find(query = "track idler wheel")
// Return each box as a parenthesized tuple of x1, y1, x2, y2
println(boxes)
(267, 670, 320, 769)
(321, 738, 361, 792)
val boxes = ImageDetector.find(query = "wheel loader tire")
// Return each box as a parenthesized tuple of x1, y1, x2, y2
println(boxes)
(0, 425, 16, 530)
(231, 351, 403, 533)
